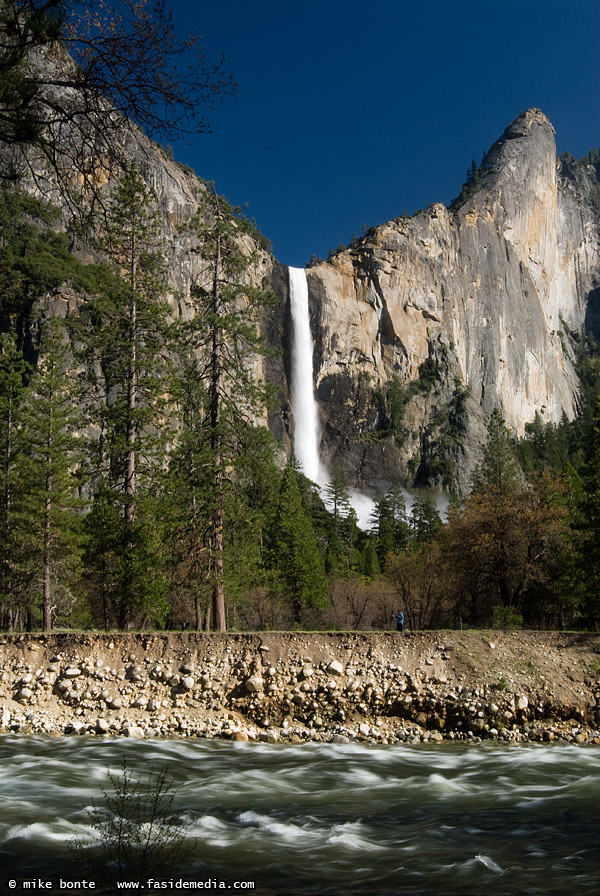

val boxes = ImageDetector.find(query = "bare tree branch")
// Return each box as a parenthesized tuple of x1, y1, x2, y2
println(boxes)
(0, 0, 235, 214)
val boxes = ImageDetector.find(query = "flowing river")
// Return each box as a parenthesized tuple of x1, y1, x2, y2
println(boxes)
(0, 736, 598, 894)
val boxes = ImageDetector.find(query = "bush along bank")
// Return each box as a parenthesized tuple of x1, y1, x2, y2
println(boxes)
(1, 631, 599, 745)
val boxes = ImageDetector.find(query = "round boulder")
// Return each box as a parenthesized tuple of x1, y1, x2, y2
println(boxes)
(245, 676, 264, 694)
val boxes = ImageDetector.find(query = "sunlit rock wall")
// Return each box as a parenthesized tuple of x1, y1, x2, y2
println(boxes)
(300, 109, 600, 492)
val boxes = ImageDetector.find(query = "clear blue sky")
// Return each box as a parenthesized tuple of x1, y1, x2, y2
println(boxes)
(166, 0, 599, 268)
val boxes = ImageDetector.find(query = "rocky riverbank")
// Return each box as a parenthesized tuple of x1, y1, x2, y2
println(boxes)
(1, 631, 599, 745)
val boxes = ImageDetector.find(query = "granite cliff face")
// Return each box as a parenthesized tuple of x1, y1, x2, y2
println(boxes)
(291, 109, 600, 493)
(10, 107, 600, 495)
(25, 130, 282, 433)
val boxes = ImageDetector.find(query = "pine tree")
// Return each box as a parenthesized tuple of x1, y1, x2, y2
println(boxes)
(220, 425, 281, 628)
(161, 352, 212, 630)
(162, 409, 279, 631)
(15, 321, 83, 631)
(269, 463, 328, 625)
(387, 483, 410, 546)
(93, 168, 172, 513)
(409, 494, 442, 544)
(183, 184, 276, 630)
(361, 535, 381, 581)
(322, 461, 358, 575)
(78, 168, 173, 628)
(82, 481, 122, 631)
(0, 332, 28, 629)
(472, 408, 522, 495)
(369, 493, 393, 564)
(82, 481, 169, 631)
(369, 483, 409, 568)
(578, 395, 600, 628)
(323, 461, 353, 523)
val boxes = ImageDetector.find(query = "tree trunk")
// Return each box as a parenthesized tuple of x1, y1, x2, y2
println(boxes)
(212, 504, 226, 630)
(210, 222, 226, 632)
(42, 388, 53, 633)
(102, 559, 110, 632)
(292, 596, 302, 626)
(125, 252, 137, 527)
(43, 492, 52, 632)
(1, 391, 16, 625)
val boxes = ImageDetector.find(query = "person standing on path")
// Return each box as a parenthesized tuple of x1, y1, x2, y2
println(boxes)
(392, 611, 404, 633)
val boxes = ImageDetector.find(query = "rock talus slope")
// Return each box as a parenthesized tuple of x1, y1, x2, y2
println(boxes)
(1, 631, 599, 744)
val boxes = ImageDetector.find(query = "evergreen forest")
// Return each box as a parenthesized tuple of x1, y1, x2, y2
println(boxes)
(1, 1, 599, 635)
(1, 177, 600, 635)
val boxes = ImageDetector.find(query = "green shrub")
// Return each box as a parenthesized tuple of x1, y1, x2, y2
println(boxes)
(492, 605, 523, 630)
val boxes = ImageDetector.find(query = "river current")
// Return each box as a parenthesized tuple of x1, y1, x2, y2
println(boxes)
(0, 736, 598, 895)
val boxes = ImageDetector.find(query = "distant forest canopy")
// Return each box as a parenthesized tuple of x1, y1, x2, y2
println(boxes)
(1, 186, 600, 634)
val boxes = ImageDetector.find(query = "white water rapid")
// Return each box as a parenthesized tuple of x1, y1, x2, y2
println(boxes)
(288, 266, 375, 527)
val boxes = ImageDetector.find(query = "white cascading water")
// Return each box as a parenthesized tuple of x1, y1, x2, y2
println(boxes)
(288, 266, 328, 487)
(288, 267, 447, 526)
(288, 266, 376, 527)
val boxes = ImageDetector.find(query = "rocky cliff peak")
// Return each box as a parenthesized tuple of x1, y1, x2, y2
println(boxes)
(4, 94, 597, 498)
(297, 109, 599, 494)
(455, 107, 557, 216)
(483, 107, 555, 168)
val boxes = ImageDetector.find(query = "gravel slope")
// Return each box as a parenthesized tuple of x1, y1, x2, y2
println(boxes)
(1, 631, 599, 744)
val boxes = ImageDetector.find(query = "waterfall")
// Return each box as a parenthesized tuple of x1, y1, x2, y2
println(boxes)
(288, 266, 375, 527)
(287, 267, 444, 528)
(288, 266, 327, 486)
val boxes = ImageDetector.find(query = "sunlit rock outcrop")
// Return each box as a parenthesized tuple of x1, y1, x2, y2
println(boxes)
(298, 109, 600, 492)
(8, 100, 600, 496)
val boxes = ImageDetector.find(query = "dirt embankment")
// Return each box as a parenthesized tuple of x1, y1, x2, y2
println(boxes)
(1, 630, 599, 744)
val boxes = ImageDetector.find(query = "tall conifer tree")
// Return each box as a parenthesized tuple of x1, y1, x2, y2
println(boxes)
(410, 494, 442, 544)
(578, 395, 600, 628)
(16, 321, 83, 631)
(322, 461, 358, 575)
(369, 483, 409, 569)
(472, 408, 522, 495)
(269, 463, 328, 625)
(78, 168, 172, 628)
(183, 184, 276, 631)
(0, 332, 28, 629)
